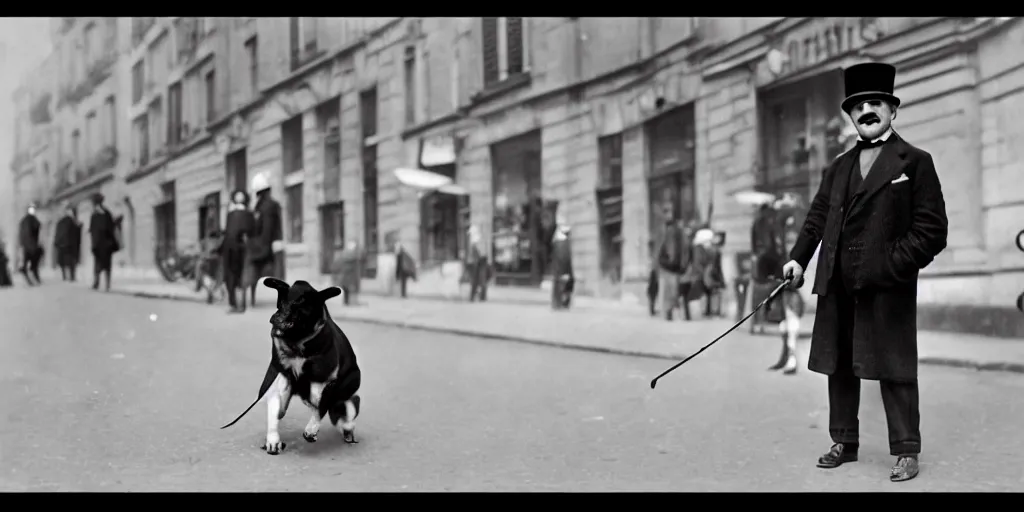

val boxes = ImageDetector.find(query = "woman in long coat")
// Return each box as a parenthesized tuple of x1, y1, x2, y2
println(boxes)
(223, 190, 256, 313)
(88, 193, 119, 291)
(54, 203, 82, 282)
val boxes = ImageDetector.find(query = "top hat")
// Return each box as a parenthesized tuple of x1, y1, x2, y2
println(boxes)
(841, 62, 901, 113)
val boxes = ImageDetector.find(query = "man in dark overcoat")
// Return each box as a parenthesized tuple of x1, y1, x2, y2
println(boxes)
(549, 220, 574, 310)
(88, 193, 120, 291)
(248, 171, 285, 306)
(782, 62, 948, 483)
(18, 203, 43, 286)
(54, 202, 82, 282)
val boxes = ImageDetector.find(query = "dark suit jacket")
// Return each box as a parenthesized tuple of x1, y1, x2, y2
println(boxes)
(18, 214, 41, 254)
(657, 222, 691, 274)
(54, 215, 82, 264)
(251, 194, 283, 263)
(789, 132, 948, 381)
(89, 208, 119, 256)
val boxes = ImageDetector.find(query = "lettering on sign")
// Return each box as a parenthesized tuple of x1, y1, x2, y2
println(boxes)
(774, 18, 887, 77)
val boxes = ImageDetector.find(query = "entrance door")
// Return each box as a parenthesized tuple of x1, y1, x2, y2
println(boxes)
(198, 191, 221, 240)
(154, 201, 177, 258)
(319, 201, 344, 274)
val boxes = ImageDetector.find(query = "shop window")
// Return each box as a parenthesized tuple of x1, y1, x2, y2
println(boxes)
(490, 130, 544, 285)
(644, 105, 696, 244)
(597, 133, 623, 283)
(758, 70, 844, 207)
(285, 183, 304, 243)
(281, 114, 303, 174)
(361, 145, 379, 278)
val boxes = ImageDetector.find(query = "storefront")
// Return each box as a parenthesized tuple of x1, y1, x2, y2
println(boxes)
(417, 134, 469, 267)
(490, 129, 553, 287)
(644, 104, 697, 245)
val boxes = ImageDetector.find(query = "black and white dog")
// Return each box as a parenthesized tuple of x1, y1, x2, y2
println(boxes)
(222, 278, 362, 455)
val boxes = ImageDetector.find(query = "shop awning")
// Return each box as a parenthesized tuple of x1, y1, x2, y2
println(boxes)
(393, 168, 469, 196)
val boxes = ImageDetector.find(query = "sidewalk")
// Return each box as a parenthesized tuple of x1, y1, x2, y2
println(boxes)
(105, 276, 1024, 375)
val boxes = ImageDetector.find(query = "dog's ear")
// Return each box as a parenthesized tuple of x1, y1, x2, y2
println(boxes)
(262, 277, 290, 305)
(316, 286, 342, 303)
(262, 277, 289, 291)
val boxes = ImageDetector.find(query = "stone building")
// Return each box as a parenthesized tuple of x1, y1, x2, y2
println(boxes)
(9, 17, 1022, 335)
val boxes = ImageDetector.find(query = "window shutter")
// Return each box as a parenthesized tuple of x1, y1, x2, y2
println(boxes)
(481, 18, 499, 86)
(505, 17, 524, 75)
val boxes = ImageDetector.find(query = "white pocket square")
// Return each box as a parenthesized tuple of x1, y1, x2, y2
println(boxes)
(891, 174, 909, 184)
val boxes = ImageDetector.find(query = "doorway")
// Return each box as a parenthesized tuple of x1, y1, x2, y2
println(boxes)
(490, 130, 544, 287)
(319, 201, 345, 274)
(154, 184, 177, 260)
(225, 148, 247, 194)
(198, 191, 221, 240)
(418, 163, 465, 267)
(645, 104, 696, 245)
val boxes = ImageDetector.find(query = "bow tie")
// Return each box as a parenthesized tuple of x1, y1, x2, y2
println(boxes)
(856, 138, 886, 150)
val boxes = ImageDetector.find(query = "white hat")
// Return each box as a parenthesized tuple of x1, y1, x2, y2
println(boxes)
(250, 172, 271, 193)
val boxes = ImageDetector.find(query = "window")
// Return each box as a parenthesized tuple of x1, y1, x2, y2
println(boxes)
(103, 18, 117, 54)
(597, 134, 623, 189)
(245, 36, 258, 99)
(362, 145, 379, 277)
(148, 98, 163, 155)
(205, 69, 216, 124)
(134, 113, 149, 166)
(85, 111, 98, 166)
(104, 96, 116, 148)
(360, 87, 377, 139)
(285, 183, 304, 243)
(281, 115, 303, 174)
(71, 129, 81, 170)
(404, 46, 416, 126)
(225, 148, 247, 195)
(289, 17, 318, 70)
(481, 17, 528, 87)
(83, 23, 96, 66)
(132, 60, 144, 104)
(317, 100, 342, 202)
(168, 82, 183, 146)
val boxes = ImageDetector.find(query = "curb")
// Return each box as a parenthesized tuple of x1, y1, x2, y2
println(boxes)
(114, 287, 1024, 376)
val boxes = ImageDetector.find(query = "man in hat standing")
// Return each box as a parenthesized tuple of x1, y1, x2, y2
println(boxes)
(88, 192, 120, 291)
(248, 171, 285, 306)
(782, 62, 948, 482)
(17, 203, 43, 286)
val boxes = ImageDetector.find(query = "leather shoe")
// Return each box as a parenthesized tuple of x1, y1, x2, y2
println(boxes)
(890, 455, 920, 482)
(816, 443, 858, 468)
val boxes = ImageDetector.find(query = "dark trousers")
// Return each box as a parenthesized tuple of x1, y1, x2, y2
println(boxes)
(469, 259, 488, 302)
(827, 273, 921, 456)
(397, 275, 408, 298)
(93, 249, 112, 290)
(224, 247, 247, 310)
(60, 265, 77, 281)
(551, 276, 572, 310)
(21, 249, 41, 285)
(250, 253, 283, 304)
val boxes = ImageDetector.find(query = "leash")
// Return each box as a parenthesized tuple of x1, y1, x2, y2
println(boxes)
(650, 277, 795, 390)
(220, 318, 328, 430)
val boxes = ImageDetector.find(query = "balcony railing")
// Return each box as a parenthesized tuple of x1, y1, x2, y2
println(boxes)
(56, 52, 118, 109)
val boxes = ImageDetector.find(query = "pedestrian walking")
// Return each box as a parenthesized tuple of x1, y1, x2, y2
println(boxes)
(17, 203, 43, 286)
(394, 240, 417, 299)
(0, 239, 13, 288)
(464, 225, 489, 302)
(223, 189, 256, 314)
(248, 171, 285, 306)
(549, 217, 574, 310)
(332, 239, 363, 306)
(646, 240, 659, 317)
(768, 194, 806, 375)
(656, 207, 692, 322)
(88, 193, 120, 291)
(54, 202, 82, 282)
(782, 62, 948, 483)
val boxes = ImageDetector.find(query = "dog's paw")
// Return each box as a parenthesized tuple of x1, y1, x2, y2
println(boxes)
(262, 435, 286, 455)
(342, 430, 358, 444)
(302, 430, 318, 443)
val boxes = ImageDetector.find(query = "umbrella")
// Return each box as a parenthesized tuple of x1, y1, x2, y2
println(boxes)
(393, 167, 454, 191)
(731, 190, 776, 207)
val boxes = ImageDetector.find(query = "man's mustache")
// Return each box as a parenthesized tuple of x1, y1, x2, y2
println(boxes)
(858, 113, 880, 124)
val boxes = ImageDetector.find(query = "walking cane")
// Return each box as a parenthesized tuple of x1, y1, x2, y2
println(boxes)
(650, 274, 800, 390)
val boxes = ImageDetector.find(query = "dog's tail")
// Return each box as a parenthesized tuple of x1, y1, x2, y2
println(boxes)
(220, 397, 262, 429)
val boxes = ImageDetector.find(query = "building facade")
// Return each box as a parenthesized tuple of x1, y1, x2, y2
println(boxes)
(10, 17, 1023, 336)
